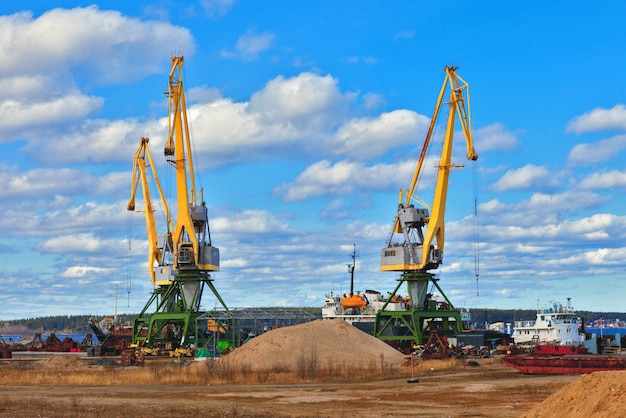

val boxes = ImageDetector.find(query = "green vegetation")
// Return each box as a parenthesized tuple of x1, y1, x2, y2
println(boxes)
(0, 314, 137, 334)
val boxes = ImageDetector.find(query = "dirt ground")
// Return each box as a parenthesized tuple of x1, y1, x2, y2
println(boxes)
(6, 320, 616, 417)
(0, 356, 578, 418)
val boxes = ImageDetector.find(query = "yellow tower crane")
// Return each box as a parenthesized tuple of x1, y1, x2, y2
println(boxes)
(374, 66, 478, 349)
(129, 56, 227, 352)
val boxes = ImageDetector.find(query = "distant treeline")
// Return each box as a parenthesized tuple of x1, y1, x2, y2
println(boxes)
(0, 308, 319, 333)
(1, 308, 623, 334)
(0, 314, 137, 334)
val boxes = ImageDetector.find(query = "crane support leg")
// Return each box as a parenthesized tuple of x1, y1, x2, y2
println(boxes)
(132, 272, 228, 350)
(374, 272, 463, 352)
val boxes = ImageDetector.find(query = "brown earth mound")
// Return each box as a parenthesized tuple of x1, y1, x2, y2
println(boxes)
(42, 354, 85, 370)
(522, 370, 626, 418)
(222, 318, 406, 371)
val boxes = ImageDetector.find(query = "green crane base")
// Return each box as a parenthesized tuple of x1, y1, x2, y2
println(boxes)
(374, 272, 463, 351)
(132, 271, 229, 351)
(374, 307, 463, 351)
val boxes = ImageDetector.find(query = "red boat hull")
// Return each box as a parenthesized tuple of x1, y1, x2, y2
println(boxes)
(504, 353, 626, 375)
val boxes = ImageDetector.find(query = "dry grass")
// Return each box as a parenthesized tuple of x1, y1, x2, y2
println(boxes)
(410, 357, 457, 372)
(0, 352, 444, 387)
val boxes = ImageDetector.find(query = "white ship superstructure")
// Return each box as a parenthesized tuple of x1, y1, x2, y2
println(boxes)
(513, 301, 585, 346)
(322, 289, 408, 325)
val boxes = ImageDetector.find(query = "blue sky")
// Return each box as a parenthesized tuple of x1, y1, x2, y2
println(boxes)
(1, 1, 625, 320)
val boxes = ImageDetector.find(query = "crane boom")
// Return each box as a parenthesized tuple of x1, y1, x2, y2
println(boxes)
(381, 66, 477, 273)
(128, 137, 174, 286)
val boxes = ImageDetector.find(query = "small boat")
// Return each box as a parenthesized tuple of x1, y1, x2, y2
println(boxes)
(323, 289, 408, 318)
(512, 300, 585, 347)
(503, 344, 626, 374)
(322, 245, 407, 334)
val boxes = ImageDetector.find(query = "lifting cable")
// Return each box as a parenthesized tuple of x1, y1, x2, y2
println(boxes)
(472, 162, 480, 297)
(126, 210, 133, 307)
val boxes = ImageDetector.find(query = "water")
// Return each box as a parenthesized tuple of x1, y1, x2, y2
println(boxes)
(586, 327, 626, 337)
(2, 333, 100, 344)
(1, 335, 24, 343)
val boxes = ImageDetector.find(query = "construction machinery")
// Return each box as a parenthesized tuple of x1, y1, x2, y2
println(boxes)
(374, 66, 478, 350)
(128, 136, 174, 286)
(128, 56, 227, 352)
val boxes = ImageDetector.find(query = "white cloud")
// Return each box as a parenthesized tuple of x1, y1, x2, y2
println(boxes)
(187, 85, 223, 103)
(320, 198, 353, 221)
(475, 191, 611, 230)
(220, 28, 276, 61)
(170, 73, 352, 167)
(474, 123, 519, 152)
(0, 6, 194, 145)
(333, 110, 428, 159)
(221, 257, 248, 268)
(583, 247, 626, 264)
(579, 170, 626, 190)
(566, 104, 626, 134)
(567, 134, 626, 166)
(526, 191, 606, 213)
(0, 165, 94, 199)
(14, 71, 444, 171)
(200, 0, 235, 18)
(60, 265, 114, 278)
(0, 75, 60, 99)
(25, 118, 163, 165)
(491, 164, 557, 192)
(13, 72, 354, 168)
(0, 7, 195, 83)
(37, 233, 114, 254)
(274, 159, 415, 201)
(249, 72, 349, 129)
(0, 93, 102, 137)
(568, 213, 624, 236)
(362, 92, 384, 110)
(212, 210, 290, 234)
(19, 201, 129, 237)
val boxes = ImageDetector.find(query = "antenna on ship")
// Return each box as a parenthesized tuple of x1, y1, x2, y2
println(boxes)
(347, 243, 357, 296)
(111, 281, 120, 323)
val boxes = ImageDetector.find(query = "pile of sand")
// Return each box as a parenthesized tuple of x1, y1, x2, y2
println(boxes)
(41, 355, 86, 370)
(222, 319, 406, 371)
(523, 370, 626, 418)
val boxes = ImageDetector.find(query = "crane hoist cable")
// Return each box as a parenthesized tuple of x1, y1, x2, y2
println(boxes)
(473, 162, 480, 297)
(126, 210, 133, 306)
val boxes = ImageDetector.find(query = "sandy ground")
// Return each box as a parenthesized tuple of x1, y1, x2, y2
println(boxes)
(0, 357, 578, 418)
(4, 321, 604, 417)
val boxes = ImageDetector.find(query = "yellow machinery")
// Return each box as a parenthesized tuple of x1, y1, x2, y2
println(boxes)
(129, 56, 227, 350)
(374, 66, 478, 349)
(128, 137, 174, 286)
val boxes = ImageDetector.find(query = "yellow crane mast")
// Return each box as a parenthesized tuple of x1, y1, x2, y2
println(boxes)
(375, 66, 478, 349)
(164, 56, 219, 273)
